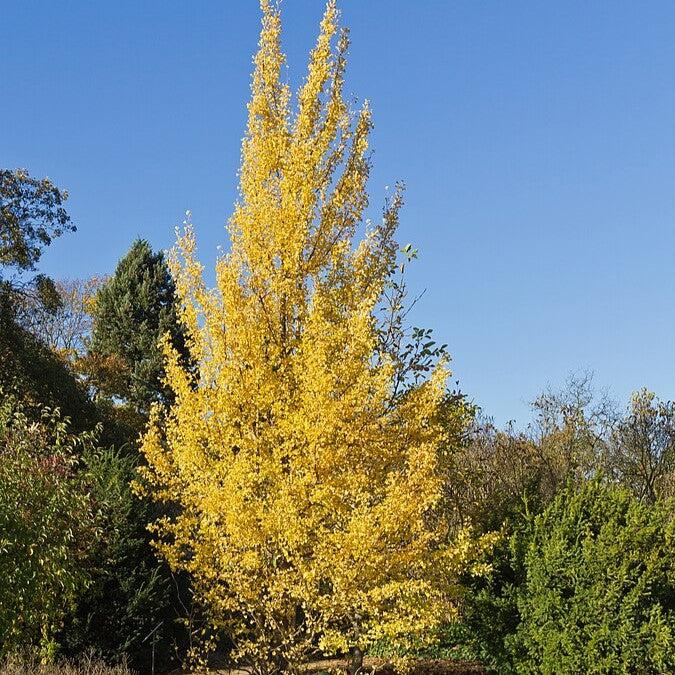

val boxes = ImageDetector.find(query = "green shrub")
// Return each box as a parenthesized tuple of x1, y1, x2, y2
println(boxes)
(0, 295, 97, 434)
(59, 447, 177, 671)
(0, 395, 95, 660)
(510, 480, 675, 673)
(0, 390, 182, 668)
(367, 622, 481, 663)
(452, 536, 523, 672)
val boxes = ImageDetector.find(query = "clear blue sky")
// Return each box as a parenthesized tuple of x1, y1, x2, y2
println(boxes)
(3, 1, 674, 424)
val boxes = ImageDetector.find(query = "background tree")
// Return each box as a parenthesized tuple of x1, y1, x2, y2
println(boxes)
(445, 416, 543, 532)
(11, 275, 135, 443)
(0, 168, 75, 322)
(0, 169, 186, 667)
(445, 373, 614, 534)
(529, 372, 614, 490)
(88, 239, 187, 420)
(0, 307, 98, 432)
(607, 389, 675, 504)
(16, 277, 104, 361)
(0, 168, 75, 274)
(440, 378, 675, 670)
(0, 170, 98, 430)
(0, 387, 183, 670)
(50, 243, 193, 666)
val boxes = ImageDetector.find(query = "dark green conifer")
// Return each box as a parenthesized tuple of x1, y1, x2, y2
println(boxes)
(90, 239, 188, 416)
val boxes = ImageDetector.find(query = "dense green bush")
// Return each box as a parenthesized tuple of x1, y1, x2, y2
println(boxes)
(0, 395, 95, 661)
(0, 293, 97, 431)
(0, 390, 183, 668)
(448, 480, 675, 673)
(510, 480, 675, 673)
(59, 447, 178, 671)
(450, 536, 523, 671)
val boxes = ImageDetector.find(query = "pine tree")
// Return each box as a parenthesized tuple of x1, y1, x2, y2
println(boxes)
(89, 239, 187, 417)
(138, 3, 490, 673)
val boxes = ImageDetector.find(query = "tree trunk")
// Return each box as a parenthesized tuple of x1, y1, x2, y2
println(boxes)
(349, 646, 364, 675)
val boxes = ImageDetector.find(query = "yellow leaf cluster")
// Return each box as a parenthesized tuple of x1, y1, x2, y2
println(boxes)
(137, 2, 488, 672)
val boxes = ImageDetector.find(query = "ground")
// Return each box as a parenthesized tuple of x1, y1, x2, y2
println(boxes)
(178, 657, 486, 674)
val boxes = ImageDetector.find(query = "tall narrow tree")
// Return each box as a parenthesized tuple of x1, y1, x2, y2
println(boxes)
(89, 239, 187, 418)
(138, 3, 488, 673)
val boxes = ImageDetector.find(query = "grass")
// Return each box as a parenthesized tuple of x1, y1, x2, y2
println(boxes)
(0, 652, 132, 675)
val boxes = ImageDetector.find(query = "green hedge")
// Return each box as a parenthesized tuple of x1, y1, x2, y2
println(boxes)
(509, 480, 675, 672)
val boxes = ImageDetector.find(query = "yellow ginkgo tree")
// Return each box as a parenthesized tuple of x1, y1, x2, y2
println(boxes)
(137, 2, 490, 673)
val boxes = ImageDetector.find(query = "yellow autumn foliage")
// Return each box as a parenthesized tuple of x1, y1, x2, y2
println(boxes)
(137, 2, 492, 672)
